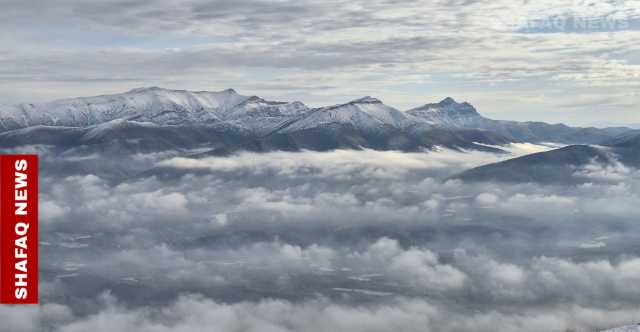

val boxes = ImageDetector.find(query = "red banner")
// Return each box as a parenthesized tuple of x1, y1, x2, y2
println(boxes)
(0, 155, 38, 304)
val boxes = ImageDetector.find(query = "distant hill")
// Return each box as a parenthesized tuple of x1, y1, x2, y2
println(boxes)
(456, 132, 640, 184)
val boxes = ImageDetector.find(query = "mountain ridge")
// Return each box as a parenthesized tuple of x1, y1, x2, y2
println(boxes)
(0, 88, 632, 138)
(455, 132, 640, 184)
(406, 97, 631, 144)
(0, 87, 635, 156)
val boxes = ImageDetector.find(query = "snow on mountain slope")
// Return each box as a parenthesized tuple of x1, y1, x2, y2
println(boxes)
(222, 96, 311, 136)
(280, 96, 412, 133)
(407, 97, 630, 144)
(82, 119, 160, 141)
(407, 97, 482, 127)
(0, 88, 632, 147)
(0, 87, 250, 130)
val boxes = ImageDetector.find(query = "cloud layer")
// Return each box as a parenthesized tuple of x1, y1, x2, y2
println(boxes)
(3, 146, 633, 331)
(1, 1, 639, 125)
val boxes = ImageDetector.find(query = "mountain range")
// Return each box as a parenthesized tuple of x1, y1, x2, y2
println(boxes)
(1, 87, 638, 183)
(0, 87, 634, 152)
(407, 98, 631, 144)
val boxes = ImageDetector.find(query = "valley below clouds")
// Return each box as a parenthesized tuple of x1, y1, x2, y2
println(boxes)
(3, 146, 640, 331)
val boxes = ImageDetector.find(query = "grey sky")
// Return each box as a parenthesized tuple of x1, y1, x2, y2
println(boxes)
(1, 0, 639, 126)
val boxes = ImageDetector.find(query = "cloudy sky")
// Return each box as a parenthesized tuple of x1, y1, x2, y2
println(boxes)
(1, 0, 639, 126)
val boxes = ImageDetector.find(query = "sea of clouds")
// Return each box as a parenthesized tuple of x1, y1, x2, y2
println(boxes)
(2, 145, 640, 331)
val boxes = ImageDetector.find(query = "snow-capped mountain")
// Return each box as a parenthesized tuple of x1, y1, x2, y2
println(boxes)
(406, 97, 481, 127)
(407, 97, 630, 144)
(0, 87, 635, 156)
(0, 87, 315, 136)
(222, 96, 310, 136)
(0, 87, 250, 130)
(280, 96, 412, 134)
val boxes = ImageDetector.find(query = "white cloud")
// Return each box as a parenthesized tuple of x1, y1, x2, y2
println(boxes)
(1, 1, 639, 124)
(28, 148, 640, 331)
(7, 294, 640, 332)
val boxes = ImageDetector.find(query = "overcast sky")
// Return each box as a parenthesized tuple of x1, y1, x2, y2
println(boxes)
(1, 0, 639, 126)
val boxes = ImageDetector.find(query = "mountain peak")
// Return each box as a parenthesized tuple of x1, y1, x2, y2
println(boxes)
(128, 86, 165, 94)
(350, 96, 382, 104)
(439, 97, 458, 105)
(126, 87, 240, 95)
(406, 98, 481, 127)
(323, 96, 385, 112)
(409, 97, 478, 115)
(245, 95, 266, 102)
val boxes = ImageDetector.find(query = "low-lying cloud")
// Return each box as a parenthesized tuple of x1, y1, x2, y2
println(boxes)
(12, 146, 639, 331)
(5, 293, 640, 332)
